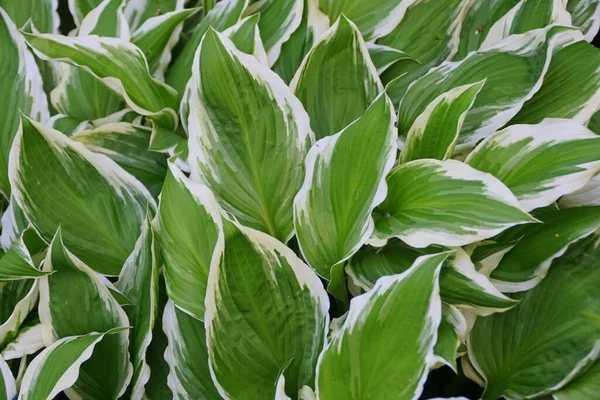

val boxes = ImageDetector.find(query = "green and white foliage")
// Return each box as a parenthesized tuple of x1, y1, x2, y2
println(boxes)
(0, 1, 600, 399)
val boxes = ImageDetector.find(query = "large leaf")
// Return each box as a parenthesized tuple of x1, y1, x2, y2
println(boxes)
(553, 361, 600, 400)
(9, 117, 153, 275)
(316, 253, 446, 400)
(489, 206, 600, 292)
(372, 159, 536, 248)
(163, 301, 220, 399)
(244, 0, 303, 66)
(154, 163, 222, 320)
(466, 119, 600, 212)
(188, 29, 313, 241)
(116, 216, 159, 400)
(205, 219, 329, 399)
(291, 15, 382, 140)
(18, 328, 127, 400)
(376, 0, 470, 105)
(567, 0, 600, 41)
(0, 8, 48, 198)
(294, 94, 396, 279)
(397, 28, 581, 152)
(39, 231, 132, 399)
(165, 0, 247, 101)
(400, 81, 484, 163)
(468, 235, 600, 400)
(72, 123, 168, 197)
(23, 32, 179, 128)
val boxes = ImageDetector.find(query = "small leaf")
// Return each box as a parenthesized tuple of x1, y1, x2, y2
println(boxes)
(0, 228, 49, 281)
(434, 304, 467, 372)
(366, 43, 416, 74)
(0, 279, 38, 348)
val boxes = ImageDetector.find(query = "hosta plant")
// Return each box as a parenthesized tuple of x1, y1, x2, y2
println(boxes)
(1, 0, 600, 399)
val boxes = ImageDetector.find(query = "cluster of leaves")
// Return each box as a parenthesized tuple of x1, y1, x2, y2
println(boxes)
(1, 0, 600, 399)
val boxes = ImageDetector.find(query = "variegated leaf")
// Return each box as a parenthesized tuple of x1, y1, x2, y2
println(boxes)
(0, 227, 48, 281)
(154, 163, 222, 320)
(0, 279, 38, 348)
(39, 230, 132, 399)
(400, 81, 484, 163)
(294, 94, 396, 279)
(468, 235, 600, 400)
(205, 219, 329, 399)
(366, 43, 414, 75)
(9, 117, 153, 276)
(188, 29, 312, 241)
(0, 0, 59, 33)
(466, 119, 600, 212)
(553, 360, 600, 400)
(317, 253, 446, 400)
(163, 301, 220, 399)
(373, 159, 536, 248)
(124, 0, 184, 31)
(0, 356, 16, 400)
(434, 304, 467, 372)
(560, 174, 600, 207)
(567, 0, 600, 41)
(1, 316, 44, 360)
(291, 15, 382, 140)
(0, 8, 48, 198)
(222, 14, 268, 64)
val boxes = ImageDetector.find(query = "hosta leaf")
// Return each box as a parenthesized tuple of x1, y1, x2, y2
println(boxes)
(0, 8, 48, 198)
(0, 228, 49, 281)
(188, 29, 312, 241)
(489, 206, 600, 292)
(272, 0, 328, 84)
(452, 0, 521, 60)
(154, 163, 222, 320)
(131, 8, 198, 79)
(116, 216, 159, 400)
(400, 81, 484, 163)
(373, 159, 536, 248)
(434, 304, 467, 372)
(560, 174, 600, 207)
(72, 123, 168, 197)
(39, 230, 132, 399)
(291, 16, 382, 140)
(366, 43, 415, 74)
(294, 94, 396, 279)
(0, 279, 38, 347)
(166, 0, 247, 100)
(18, 328, 127, 400)
(468, 235, 600, 400)
(318, 0, 416, 40)
(317, 253, 446, 400)
(243, 0, 303, 66)
(163, 301, 220, 399)
(466, 119, 600, 211)
(0, 356, 15, 400)
(9, 117, 153, 275)
(222, 14, 268, 64)
(567, 0, 600, 41)
(68, 0, 105, 25)
(480, 0, 571, 47)
(1, 317, 44, 360)
(376, 0, 470, 105)
(0, 0, 59, 33)
(124, 0, 183, 31)
(554, 361, 600, 400)
(398, 28, 580, 152)
(0, 197, 28, 251)
(347, 243, 517, 315)
(205, 219, 329, 399)
(23, 32, 179, 128)
(510, 37, 600, 125)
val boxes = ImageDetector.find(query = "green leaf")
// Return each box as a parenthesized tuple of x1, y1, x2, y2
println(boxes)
(0, 0, 59, 33)
(567, 0, 600, 41)
(366, 43, 416, 74)
(163, 301, 220, 399)
(116, 216, 159, 400)
(205, 219, 329, 399)
(467, 119, 600, 212)
(72, 123, 168, 198)
(0, 356, 16, 400)
(294, 94, 396, 279)
(554, 361, 600, 400)
(188, 29, 312, 241)
(489, 206, 600, 292)
(223, 14, 268, 63)
(0, 229, 49, 281)
(0, 279, 37, 348)
(434, 304, 467, 372)
(166, 0, 247, 101)
(400, 81, 484, 163)
(68, 0, 105, 25)
(291, 16, 382, 140)
(0, 197, 28, 251)
(154, 163, 222, 320)
(0, 8, 48, 198)
(1, 317, 44, 361)
(373, 159, 536, 248)
(9, 117, 154, 275)
(23, 32, 179, 129)
(468, 235, 600, 400)
(124, 0, 183, 31)
(398, 28, 581, 152)
(376, 0, 470, 105)
(18, 328, 127, 400)
(509, 38, 600, 125)
(316, 253, 447, 400)
(131, 8, 199, 79)
(39, 230, 132, 399)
